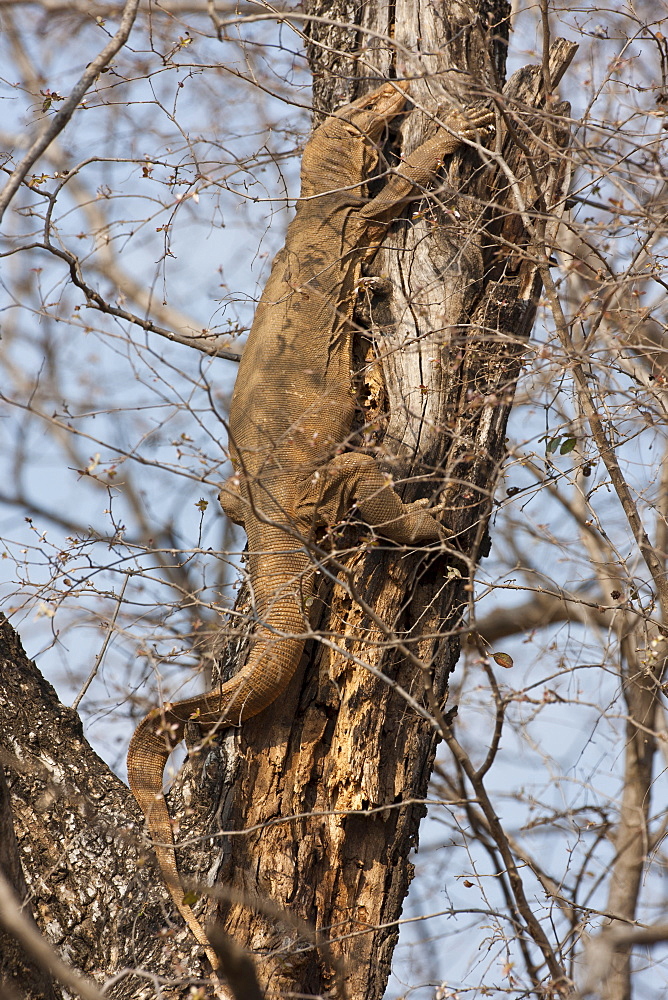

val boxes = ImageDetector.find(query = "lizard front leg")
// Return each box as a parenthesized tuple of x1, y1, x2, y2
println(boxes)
(358, 103, 494, 234)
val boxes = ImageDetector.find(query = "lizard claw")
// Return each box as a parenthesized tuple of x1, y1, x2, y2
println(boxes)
(450, 102, 495, 141)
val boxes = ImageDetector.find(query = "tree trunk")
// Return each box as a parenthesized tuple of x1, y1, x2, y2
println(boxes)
(0, 614, 221, 999)
(206, 5, 574, 1000)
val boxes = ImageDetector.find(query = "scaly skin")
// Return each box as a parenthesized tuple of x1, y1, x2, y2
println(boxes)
(127, 82, 493, 963)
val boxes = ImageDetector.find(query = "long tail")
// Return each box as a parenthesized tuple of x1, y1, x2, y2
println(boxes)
(127, 532, 312, 960)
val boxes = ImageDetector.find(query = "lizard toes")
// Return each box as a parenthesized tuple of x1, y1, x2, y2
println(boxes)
(462, 102, 495, 135)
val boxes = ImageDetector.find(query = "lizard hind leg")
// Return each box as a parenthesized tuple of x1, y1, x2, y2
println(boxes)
(298, 451, 447, 545)
(219, 473, 247, 528)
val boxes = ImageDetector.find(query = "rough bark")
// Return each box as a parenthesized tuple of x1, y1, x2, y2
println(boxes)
(0, 764, 58, 1000)
(205, 7, 575, 1000)
(0, 615, 218, 999)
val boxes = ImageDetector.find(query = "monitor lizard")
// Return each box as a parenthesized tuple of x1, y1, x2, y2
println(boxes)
(127, 81, 493, 965)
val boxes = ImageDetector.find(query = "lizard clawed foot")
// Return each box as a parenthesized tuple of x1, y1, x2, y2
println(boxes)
(404, 497, 454, 542)
(443, 102, 495, 141)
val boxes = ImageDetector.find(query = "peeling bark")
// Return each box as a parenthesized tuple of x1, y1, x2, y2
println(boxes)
(205, 6, 574, 1000)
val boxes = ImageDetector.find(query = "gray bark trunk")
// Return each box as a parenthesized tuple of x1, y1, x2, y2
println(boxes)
(206, 4, 574, 1000)
(0, 614, 221, 998)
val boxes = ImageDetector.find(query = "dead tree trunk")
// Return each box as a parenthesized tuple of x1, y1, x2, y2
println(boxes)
(206, 5, 575, 1000)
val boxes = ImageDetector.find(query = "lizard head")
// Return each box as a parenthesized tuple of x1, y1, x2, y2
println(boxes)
(300, 81, 409, 200)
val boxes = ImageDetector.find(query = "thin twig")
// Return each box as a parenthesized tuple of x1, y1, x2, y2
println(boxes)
(72, 573, 130, 711)
(441, 723, 568, 987)
(0, 0, 141, 222)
